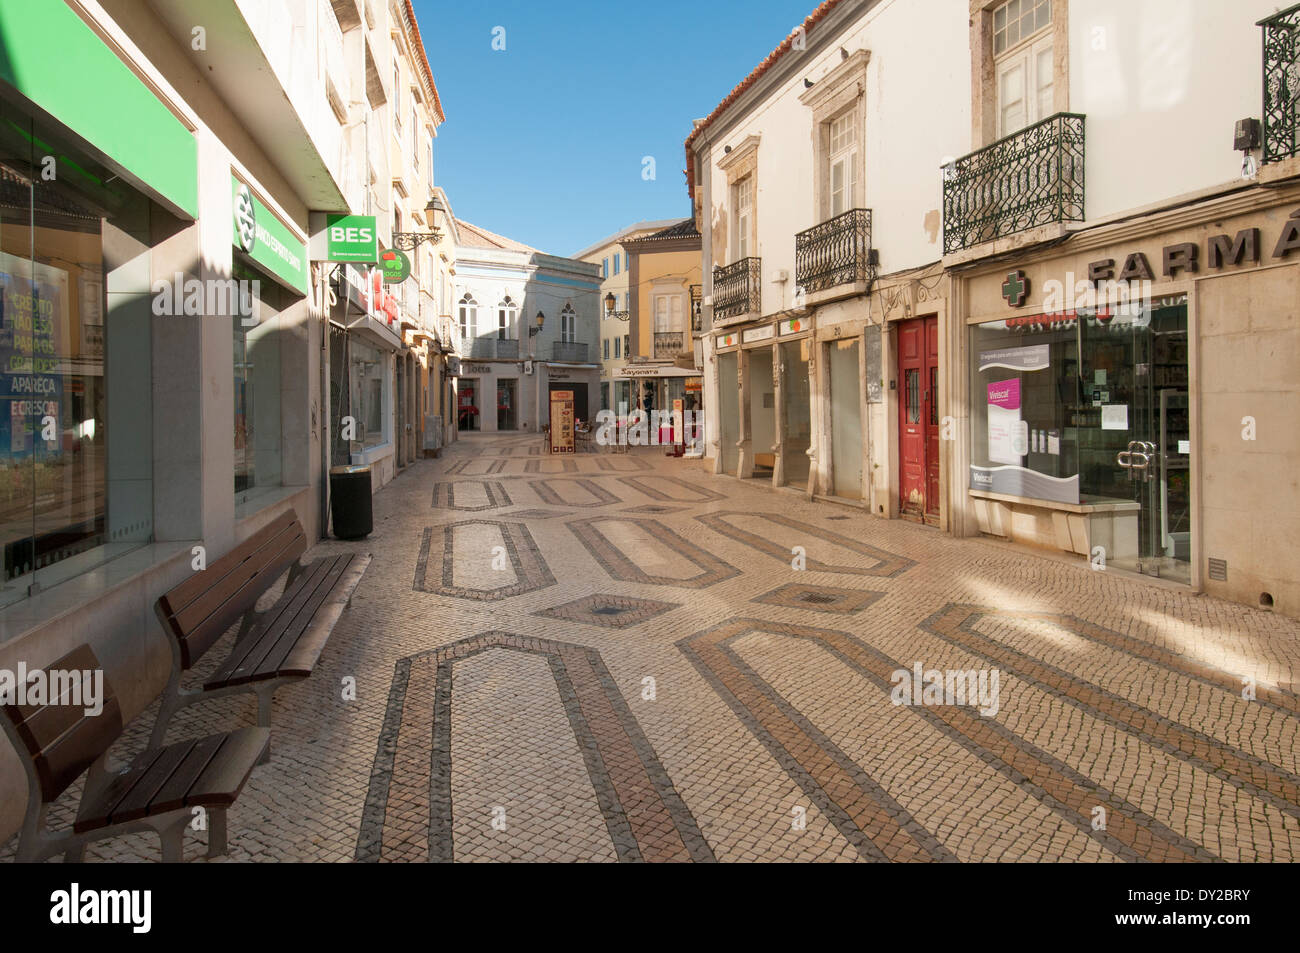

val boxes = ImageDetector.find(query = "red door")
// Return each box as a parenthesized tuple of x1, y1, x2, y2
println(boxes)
(924, 316, 940, 520)
(898, 317, 939, 519)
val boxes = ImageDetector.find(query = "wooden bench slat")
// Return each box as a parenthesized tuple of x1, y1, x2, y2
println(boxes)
(208, 555, 354, 688)
(76, 739, 196, 832)
(169, 521, 305, 633)
(245, 556, 353, 680)
(147, 733, 227, 814)
(31, 695, 123, 804)
(278, 556, 367, 677)
(206, 557, 339, 682)
(181, 727, 270, 808)
(172, 529, 308, 668)
(158, 513, 296, 618)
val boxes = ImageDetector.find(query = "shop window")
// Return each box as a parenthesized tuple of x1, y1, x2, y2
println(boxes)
(968, 296, 1190, 514)
(348, 338, 387, 450)
(0, 97, 164, 606)
(233, 263, 285, 501)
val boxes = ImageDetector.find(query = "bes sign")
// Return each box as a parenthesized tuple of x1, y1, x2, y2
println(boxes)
(324, 214, 377, 263)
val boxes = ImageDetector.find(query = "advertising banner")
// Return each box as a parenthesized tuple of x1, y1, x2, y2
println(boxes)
(549, 390, 574, 453)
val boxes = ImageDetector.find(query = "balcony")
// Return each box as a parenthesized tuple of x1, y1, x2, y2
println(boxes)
(1261, 4, 1300, 165)
(653, 331, 685, 359)
(690, 285, 702, 333)
(942, 112, 1085, 255)
(467, 337, 519, 359)
(712, 257, 761, 323)
(551, 341, 588, 363)
(795, 208, 875, 297)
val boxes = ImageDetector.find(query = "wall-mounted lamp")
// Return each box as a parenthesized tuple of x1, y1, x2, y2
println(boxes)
(529, 310, 545, 336)
(604, 291, 629, 322)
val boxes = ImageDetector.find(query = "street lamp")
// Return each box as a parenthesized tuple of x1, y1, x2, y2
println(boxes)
(603, 291, 629, 322)
(393, 196, 445, 250)
(528, 309, 545, 336)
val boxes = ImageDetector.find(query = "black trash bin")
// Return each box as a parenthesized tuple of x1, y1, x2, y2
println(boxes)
(329, 464, 373, 540)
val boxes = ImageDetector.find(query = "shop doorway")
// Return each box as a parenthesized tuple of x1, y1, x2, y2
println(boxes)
(780, 339, 811, 486)
(828, 339, 862, 499)
(898, 316, 939, 521)
(497, 379, 517, 431)
(717, 351, 739, 474)
(457, 378, 480, 431)
(747, 348, 775, 476)
(1084, 298, 1191, 583)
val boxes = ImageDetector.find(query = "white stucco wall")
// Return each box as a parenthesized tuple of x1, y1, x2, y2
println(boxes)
(1073, 0, 1283, 220)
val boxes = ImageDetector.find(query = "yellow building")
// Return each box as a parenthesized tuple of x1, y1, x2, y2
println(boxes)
(573, 220, 678, 410)
(622, 219, 704, 419)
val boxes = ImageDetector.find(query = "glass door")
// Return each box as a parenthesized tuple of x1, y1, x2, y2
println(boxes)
(1097, 298, 1191, 583)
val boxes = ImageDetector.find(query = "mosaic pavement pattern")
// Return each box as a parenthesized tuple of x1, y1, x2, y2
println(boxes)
(8, 431, 1299, 863)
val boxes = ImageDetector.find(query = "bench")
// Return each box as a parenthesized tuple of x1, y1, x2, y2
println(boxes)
(150, 512, 371, 760)
(1, 644, 268, 862)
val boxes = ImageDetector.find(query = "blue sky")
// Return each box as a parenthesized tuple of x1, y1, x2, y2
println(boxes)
(414, 0, 815, 257)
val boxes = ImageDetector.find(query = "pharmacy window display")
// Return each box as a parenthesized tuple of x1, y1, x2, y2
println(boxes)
(969, 295, 1191, 582)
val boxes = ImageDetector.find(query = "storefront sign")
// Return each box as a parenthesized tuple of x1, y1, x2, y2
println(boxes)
(742, 324, 774, 344)
(323, 214, 377, 263)
(778, 317, 806, 335)
(464, 364, 491, 375)
(379, 247, 411, 284)
(549, 390, 575, 453)
(230, 176, 308, 295)
(717, 332, 738, 348)
(685, 377, 702, 392)
(447, 356, 462, 376)
(978, 344, 1050, 373)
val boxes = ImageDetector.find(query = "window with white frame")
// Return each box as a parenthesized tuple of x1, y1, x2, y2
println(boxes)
(613, 254, 620, 276)
(602, 257, 609, 277)
(458, 293, 477, 339)
(993, 0, 1053, 137)
(560, 304, 576, 343)
(614, 336, 621, 359)
(828, 110, 858, 217)
(603, 338, 610, 360)
(393, 64, 402, 142)
(653, 293, 684, 332)
(733, 175, 753, 260)
(497, 296, 517, 339)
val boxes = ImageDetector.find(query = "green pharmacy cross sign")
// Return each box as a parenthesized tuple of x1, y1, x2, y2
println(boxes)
(1001, 270, 1029, 308)
(379, 247, 412, 284)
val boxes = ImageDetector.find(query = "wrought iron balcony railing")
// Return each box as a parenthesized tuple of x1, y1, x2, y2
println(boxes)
(689, 284, 702, 332)
(942, 112, 1085, 255)
(795, 208, 875, 295)
(467, 337, 518, 359)
(551, 341, 588, 362)
(712, 257, 761, 322)
(1261, 4, 1300, 164)
(653, 331, 685, 358)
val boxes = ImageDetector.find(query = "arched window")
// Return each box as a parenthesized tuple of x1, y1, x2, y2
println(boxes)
(560, 303, 576, 343)
(497, 296, 518, 340)
(458, 294, 477, 339)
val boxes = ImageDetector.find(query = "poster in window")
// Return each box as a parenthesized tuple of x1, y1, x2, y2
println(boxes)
(986, 377, 1024, 465)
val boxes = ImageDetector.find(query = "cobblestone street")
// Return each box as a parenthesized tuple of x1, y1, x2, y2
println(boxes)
(13, 432, 1300, 863)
